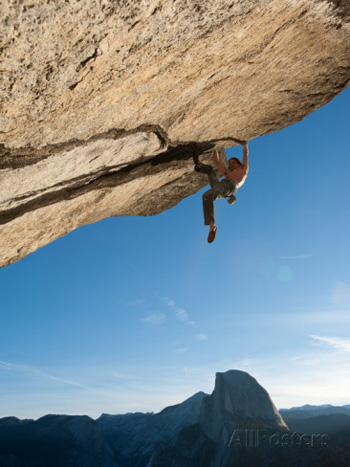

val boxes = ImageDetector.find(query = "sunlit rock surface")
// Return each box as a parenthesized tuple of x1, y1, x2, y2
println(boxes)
(1, 0, 349, 267)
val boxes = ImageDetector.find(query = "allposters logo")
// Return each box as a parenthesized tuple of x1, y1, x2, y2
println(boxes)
(228, 429, 330, 448)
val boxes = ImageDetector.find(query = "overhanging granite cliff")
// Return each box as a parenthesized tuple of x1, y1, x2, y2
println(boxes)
(1, 0, 349, 267)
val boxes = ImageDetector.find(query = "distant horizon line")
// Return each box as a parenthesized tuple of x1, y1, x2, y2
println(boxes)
(2, 402, 350, 422)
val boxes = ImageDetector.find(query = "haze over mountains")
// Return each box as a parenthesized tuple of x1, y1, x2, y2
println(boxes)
(1, 370, 349, 466)
(280, 404, 350, 452)
(281, 404, 350, 418)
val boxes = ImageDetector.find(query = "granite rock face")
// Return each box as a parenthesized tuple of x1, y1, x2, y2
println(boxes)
(1, 0, 349, 267)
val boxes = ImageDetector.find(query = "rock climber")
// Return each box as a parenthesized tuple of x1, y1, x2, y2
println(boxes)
(194, 142, 249, 243)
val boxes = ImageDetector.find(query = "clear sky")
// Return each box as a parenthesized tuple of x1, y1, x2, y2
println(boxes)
(1, 88, 349, 420)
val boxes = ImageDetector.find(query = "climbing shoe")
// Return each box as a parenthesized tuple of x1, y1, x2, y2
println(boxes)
(207, 226, 217, 243)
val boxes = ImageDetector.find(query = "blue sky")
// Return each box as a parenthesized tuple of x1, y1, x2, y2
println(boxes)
(1, 88, 349, 419)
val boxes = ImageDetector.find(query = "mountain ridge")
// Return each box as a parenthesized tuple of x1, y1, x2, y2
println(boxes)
(1, 370, 350, 466)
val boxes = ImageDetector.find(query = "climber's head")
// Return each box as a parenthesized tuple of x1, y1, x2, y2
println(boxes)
(228, 157, 242, 170)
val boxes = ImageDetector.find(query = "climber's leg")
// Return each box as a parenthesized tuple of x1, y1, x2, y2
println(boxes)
(202, 186, 219, 243)
(202, 181, 228, 226)
(202, 179, 237, 243)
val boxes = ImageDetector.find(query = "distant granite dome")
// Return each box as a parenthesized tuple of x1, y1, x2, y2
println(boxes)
(1, 0, 349, 267)
(211, 370, 286, 424)
(198, 370, 288, 464)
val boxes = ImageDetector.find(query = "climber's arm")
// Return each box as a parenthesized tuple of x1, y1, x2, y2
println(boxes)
(213, 149, 228, 176)
(242, 141, 249, 172)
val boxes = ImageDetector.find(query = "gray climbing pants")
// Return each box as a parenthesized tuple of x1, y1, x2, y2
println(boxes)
(200, 164, 237, 226)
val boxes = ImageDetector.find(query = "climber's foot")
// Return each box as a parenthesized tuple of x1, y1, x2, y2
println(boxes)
(207, 225, 217, 243)
(194, 162, 203, 172)
(227, 195, 237, 205)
